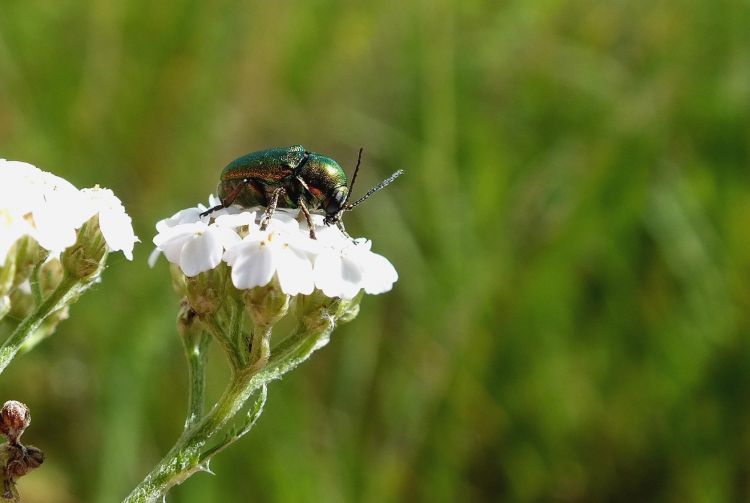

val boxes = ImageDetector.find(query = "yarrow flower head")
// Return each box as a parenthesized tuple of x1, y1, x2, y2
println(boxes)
(151, 198, 398, 300)
(0, 158, 139, 376)
(0, 159, 138, 263)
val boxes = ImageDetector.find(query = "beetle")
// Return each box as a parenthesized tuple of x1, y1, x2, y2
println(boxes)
(200, 145, 403, 239)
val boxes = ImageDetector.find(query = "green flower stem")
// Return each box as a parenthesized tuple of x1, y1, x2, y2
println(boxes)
(198, 384, 267, 463)
(0, 273, 85, 376)
(249, 325, 272, 371)
(122, 317, 335, 503)
(228, 299, 248, 366)
(201, 313, 242, 371)
(30, 262, 43, 306)
(182, 329, 210, 430)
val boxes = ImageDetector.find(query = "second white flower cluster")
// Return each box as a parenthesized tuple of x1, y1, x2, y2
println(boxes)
(0, 159, 138, 263)
(150, 197, 398, 299)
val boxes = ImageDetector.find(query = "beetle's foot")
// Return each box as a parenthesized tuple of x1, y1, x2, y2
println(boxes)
(259, 213, 273, 231)
(335, 220, 352, 240)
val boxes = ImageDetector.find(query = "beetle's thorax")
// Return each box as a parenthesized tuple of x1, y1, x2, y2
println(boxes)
(297, 155, 347, 205)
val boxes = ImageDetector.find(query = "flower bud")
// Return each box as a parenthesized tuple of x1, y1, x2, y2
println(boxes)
(61, 216, 107, 279)
(7, 287, 34, 322)
(0, 242, 18, 297)
(185, 266, 229, 316)
(0, 401, 30, 443)
(36, 258, 62, 294)
(334, 291, 363, 324)
(244, 282, 289, 328)
(294, 291, 339, 332)
(11, 236, 46, 289)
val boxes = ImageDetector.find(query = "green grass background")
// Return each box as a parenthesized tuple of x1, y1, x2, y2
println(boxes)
(1, 1, 750, 501)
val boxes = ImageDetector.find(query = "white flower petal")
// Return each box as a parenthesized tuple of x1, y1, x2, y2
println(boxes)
(153, 221, 209, 265)
(275, 245, 314, 296)
(179, 231, 223, 277)
(214, 212, 257, 230)
(339, 255, 364, 299)
(153, 222, 204, 246)
(156, 207, 204, 232)
(207, 194, 222, 208)
(147, 247, 162, 268)
(361, 251, 398, 294)
(99, 208, 138, 260)
(311, 220, 346, 244)
(30, 208, 78, 254)
(80, 188, 139, 260)
(226, 241, 276, 289)
(208, 225, 242, 250)
(313, 252, 345, 298)
(263, 211, 300, 233)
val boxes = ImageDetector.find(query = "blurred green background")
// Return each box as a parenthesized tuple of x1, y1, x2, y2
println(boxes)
(1, 0, 750, 501)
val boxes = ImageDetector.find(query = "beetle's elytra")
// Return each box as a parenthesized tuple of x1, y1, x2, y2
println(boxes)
(201, 145, 403, 239)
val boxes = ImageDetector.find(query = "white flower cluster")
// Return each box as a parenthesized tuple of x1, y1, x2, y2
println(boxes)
(0, 159, 138, 262)
(150, 197, 398, 299)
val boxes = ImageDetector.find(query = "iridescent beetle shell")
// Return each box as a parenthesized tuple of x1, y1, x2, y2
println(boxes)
(217, 145, 349, 219)
(203, 144, 403, 240)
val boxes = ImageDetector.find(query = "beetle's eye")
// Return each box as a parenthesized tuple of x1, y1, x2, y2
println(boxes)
(325, 186, 348, 215)
(325, 198, 340, 215)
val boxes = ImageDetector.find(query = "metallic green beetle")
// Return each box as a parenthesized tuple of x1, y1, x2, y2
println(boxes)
(202, 145, 403, 239)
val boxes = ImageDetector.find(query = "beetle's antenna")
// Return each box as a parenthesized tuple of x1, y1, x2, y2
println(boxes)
(344, 147, 364, 206)
(345, 169, 404, 210)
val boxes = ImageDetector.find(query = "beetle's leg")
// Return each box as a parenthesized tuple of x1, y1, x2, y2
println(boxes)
(295, 175, 312, 195)
(336, 219, 352, 240)
(296, 198, 316, 239)
(260, 187, 285, 231)
(199, 179, 247, 217)
(199, 204, 223, 217)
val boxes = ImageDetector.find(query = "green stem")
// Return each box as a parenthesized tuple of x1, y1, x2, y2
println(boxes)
(228, 299, 248, 366)
(182, 330, 210, 430)
(0, 274, 81, 376)
(201, 313, 242, 371)
(30, 262, 43, 306)
(249, 325, 272, 371)
(199, 384, 267, 463)
(122, 319, 334, 503)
